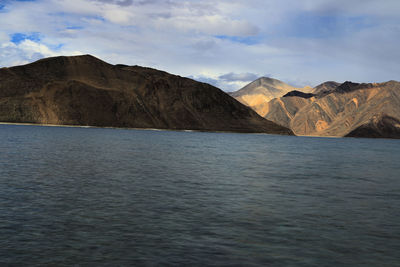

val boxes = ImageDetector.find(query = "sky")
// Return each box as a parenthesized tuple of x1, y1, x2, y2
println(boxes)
(0, 0, 399, 91)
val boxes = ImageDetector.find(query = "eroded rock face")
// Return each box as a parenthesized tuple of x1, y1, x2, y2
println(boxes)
(0, 55, 293, 135)
(262, 81, 400, 138)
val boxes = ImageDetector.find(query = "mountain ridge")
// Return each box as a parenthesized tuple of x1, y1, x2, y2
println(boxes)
(262, 81, 400, 138)
(0, 55, 293, 135)
(312, 81, 341, 94)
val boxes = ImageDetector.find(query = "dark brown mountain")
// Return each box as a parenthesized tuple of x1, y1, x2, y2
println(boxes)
(345, 115, 400, 139)
(0, 55, 293, 134)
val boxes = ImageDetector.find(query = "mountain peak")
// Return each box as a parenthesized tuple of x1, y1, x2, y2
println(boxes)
(252, 77, 287, 87)
(31, 54, 107, 65)
(313, 81, 341, 94)
(230, 77, 314, 117)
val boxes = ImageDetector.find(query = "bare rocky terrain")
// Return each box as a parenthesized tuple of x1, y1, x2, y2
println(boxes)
(232, 79, 400, 138)
(0, 55, 293, 135)
(345, 114, 400, 139)
(229, 77, 313, 117)
(312, 81, 341, 95)
(265, 81, 400, 138)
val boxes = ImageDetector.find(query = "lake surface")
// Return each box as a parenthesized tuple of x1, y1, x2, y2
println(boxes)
(0, 124, 399, 266)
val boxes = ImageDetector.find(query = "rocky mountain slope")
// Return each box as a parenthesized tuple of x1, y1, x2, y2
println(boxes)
(263, 81, 400, 138)
(345, 115, 400, 139)
(229, 77, 313, 117)
(0, 55, 293, 135)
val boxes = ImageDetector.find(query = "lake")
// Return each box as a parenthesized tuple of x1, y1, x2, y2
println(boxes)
(0, 124, 399, 266)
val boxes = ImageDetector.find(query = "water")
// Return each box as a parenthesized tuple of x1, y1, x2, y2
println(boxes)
(0, 124, 399, 266)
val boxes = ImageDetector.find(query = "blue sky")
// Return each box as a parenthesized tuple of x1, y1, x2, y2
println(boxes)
(0, 0, 399, 91)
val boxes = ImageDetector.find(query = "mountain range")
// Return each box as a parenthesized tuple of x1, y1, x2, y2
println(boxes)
(231, 78, 400, 139)
(0, 55, 293, 135)
(1, 55, 398, 139)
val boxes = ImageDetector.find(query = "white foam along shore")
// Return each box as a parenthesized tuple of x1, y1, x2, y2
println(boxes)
(0, 121, 295, 136)
(0, 122, 168, 131)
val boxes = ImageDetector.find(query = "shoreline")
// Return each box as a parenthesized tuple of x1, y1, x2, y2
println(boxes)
(0, 121, 292, 136)
(1, 122, 396, 140)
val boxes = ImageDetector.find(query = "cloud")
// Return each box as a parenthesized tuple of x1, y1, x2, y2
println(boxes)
(93, 0, 168, 7)
(219, 72, 259, 82)
(101, 8, 133, 24)
(300, 0, 400, 16)
(189, 75, 219, 87)
(0, 37, 82, 67)
(95, 0, 134, 6)
(167, 15, 259, 36)
(190, 72, 261, 92)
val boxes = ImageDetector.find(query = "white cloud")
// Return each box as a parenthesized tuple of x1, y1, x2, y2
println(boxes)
(165, 15, 258, 36)
(300, 0, 400, 16)
(102, 8, 133, 25)
(18, 40, 56, 58)
(0, 39, 82, 67)
(0, 32, 8, 43)
(219, 72, 259, 82)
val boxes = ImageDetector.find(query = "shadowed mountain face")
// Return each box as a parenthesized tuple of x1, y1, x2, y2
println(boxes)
(230, 77, 313, 117)
(333, 81, 375, 94)
(283, 90, 315, 99)
(263, 81, 400, 138)
(0, 55, 293, 134)
(345, 115, 400, 139)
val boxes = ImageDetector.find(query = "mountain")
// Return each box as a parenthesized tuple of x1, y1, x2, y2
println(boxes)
(262, 81, 400, 138)
(230, 77, 313, 117)
(345, 114, 400, 139)
(0, 55, 293, 135)
(312, 81, 341, 94)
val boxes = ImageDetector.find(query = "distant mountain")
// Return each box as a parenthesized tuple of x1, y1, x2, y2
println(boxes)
(230, 77, 313, 117)
(313, 81, 341, 94)
(262, 81, 400, 138)
(0, 55, 293, 135)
